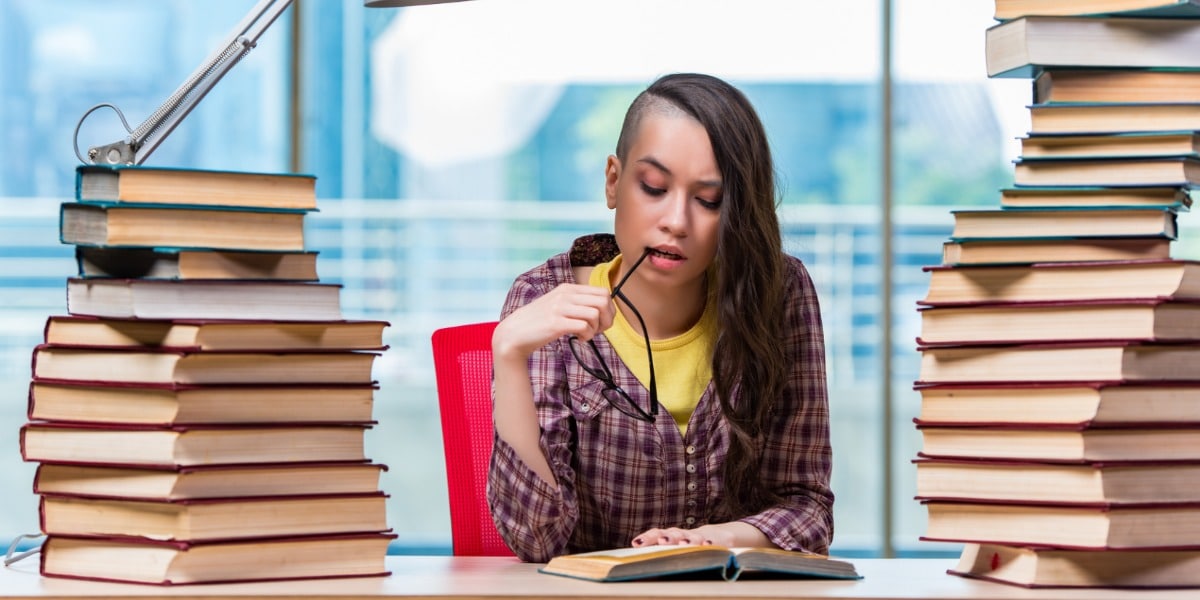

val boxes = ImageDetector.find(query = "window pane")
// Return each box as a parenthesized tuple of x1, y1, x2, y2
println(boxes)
(892, 0, 1032, 555)
(0, 0, 288, 541)
(345, 0, 886, 553)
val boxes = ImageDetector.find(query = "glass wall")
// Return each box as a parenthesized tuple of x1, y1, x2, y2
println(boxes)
(0, 0, 1065, 556)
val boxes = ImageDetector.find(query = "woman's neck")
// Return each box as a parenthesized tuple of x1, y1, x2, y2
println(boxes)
(614, 273, 708, 340)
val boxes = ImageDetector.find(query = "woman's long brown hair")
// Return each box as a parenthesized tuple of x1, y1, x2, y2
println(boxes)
(617, 73, 787, 518)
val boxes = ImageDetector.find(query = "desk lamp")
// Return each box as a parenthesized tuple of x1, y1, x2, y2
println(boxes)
(73, 0, 473, 166)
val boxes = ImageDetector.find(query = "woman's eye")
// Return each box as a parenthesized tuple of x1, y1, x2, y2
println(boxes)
(697, 198, 721, 210)
(640, 182, 666, 196)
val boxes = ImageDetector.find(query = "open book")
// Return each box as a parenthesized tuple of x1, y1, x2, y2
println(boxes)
(538, 545, 861, 582)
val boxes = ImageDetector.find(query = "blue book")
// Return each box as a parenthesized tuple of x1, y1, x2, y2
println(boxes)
(60, 202, 307, 252)
(999, 186, 1193, 211)
(987, 16, 1200, 78)
(949, 207, 1177, 241)
(76, 164, 317, 211)
(995, 0, 1200, 21)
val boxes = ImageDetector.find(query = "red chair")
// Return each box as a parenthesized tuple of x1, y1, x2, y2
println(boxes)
(431, 321, 514, 557)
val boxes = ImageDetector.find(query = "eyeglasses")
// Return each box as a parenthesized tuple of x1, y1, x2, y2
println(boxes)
(568, 248, 659, 423)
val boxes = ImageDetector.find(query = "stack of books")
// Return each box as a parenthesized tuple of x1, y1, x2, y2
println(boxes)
(915, 0, 1200, 590)
(19, 164, 395, 585)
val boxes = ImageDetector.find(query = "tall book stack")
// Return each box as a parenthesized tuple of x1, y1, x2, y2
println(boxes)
(18, 164, 395, 585)
(915, 0, 1200, 590)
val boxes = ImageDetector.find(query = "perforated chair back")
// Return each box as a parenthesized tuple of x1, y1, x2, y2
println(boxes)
(431, 321, 513, 556)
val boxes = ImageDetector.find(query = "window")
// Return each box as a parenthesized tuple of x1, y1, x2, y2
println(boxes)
(0, 0, 1044, 557)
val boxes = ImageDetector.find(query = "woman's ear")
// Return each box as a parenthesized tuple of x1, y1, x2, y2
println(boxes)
(604, 155, 620, 210)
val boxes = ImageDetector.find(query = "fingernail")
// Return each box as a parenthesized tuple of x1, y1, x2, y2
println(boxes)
(632, 537, 643, 546)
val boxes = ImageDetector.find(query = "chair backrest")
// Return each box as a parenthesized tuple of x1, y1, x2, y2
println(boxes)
(431, 321, 514, 557)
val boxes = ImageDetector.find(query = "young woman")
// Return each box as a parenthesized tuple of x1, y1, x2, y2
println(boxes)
(488, 73, 832, 562)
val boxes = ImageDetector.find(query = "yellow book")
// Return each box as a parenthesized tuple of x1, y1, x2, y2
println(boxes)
(539, 545, 860, 582)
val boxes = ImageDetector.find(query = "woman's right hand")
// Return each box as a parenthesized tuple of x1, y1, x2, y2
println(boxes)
(493, 283, 614, 361)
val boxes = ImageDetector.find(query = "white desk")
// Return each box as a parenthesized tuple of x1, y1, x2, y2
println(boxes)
(1, 556, 1195, 599)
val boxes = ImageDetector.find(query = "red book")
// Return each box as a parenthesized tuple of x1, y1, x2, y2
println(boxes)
(914, 456, 1200, 505)
(38, 492, 390, 542)
(920, 259, 1200, 306)
(921, 499, 1200, 550)
(917, 298, 1200, 347)
(916, 419, 1200, 463)
(20, 422, 370, 467)
(40, 532, 396, 585)
(42, 314, 389, 352)
(32, 461, 386, 501)
(916, 381, 1200, 426)
(949, 542, 1200, 589)
(916, 340, 1200, 385)
(27, 379, 379, 426)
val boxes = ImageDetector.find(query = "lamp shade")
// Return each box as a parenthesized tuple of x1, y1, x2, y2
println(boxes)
(364, 0, 473, 6)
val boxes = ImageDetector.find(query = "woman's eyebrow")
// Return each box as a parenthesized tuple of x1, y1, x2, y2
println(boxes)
(635, 155, 722, 188)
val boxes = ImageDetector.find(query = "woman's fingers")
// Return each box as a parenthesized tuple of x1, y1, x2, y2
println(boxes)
(494, 284, 614, 358)
(631, 527, 709, 547)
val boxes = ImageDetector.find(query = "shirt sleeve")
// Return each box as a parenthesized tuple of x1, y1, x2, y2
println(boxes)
(739, 257, 835, 553)
(486, 270, 582, 562)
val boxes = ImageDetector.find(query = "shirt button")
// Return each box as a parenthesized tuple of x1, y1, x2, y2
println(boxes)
(685, 464, 697, 473)
(687, 482, 697, 492)
(580, 403, 590, 411)
(686, 445, 696, 455)
(685, 516, 696, 525)
(686, 499, 697, 507)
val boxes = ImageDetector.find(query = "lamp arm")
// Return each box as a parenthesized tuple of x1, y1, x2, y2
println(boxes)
(76, 0, 294, 165)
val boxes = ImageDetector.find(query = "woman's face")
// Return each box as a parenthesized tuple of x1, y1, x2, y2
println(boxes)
(605, 112, 722, 295)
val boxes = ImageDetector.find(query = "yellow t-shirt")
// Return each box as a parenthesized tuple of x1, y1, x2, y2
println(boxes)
(589, 256, 716, 435)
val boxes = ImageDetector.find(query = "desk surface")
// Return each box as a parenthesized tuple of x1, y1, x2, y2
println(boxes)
(1, 555, 1196, 600)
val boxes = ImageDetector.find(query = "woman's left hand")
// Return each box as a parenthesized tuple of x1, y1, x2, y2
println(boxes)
(630, 522, 770, 548)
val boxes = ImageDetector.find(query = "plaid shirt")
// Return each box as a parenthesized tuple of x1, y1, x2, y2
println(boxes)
(488, 234, 833, 562)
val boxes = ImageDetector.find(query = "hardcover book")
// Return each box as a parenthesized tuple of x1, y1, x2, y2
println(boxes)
(31, 344, 379, 385)
(75, 164, 317, 211)
(941, 238, 1172, 266)
(1028, 103, 1200, 135)
(917, 381, 1200, 425)
(42, 315, 388, 351)
(65, 278, 343, 321)
(60, 202, 308, 252)
(951, 543, 1200, 588)
(915, 457, 1200, 504)
(33, 461, 386, 500)
(916, 421, 1200, 461)
(986, 16, 1200, 78)
(922, 500, 1200, 549)
(28, 380, 378, 425)
(917, 299, 1200, 345)
(994, 0, 1200, 20)
(998, 186, 1192, 210)
(39, 492, 389, 541)
(1034, 69, 1200, 104)
(920, 260, 1200, 305)
(539, 545, 861, 582)
(75, 247, 320, 281)
(20, 422, 370, 467)
(950, 207, 1177, 240)
(1019, 132, 1200, 160)
(40, 532, 395, 585)
(1012, 155, 1200, 187)
(916, 340, 1200, 383)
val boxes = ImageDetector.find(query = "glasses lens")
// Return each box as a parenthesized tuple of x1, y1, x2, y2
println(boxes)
(601, 385, 654, 423)
(569, 337, 610, 380)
